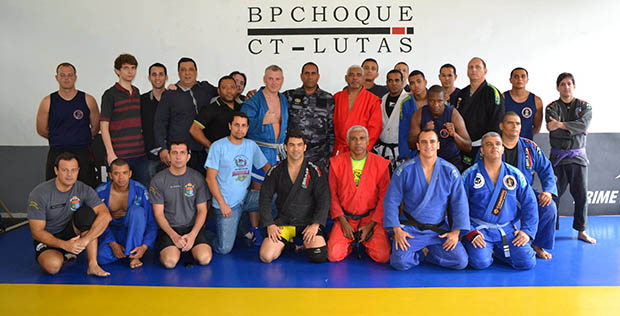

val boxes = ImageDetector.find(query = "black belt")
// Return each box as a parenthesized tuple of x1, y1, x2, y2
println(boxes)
(400, 211, 448, 235)
(343, 209, 372, 221)
(343, 209, 374, 260)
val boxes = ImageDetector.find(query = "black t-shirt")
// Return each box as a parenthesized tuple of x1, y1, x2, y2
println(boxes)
(194, 97, 241, 145)
(504, 145, 518, 167)
(385, 95, 399, 117)
(140, 91, 159, 160)
(368, 84, 389, 98)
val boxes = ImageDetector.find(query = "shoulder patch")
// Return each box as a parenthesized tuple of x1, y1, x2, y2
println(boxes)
(522, 138, 539, 149)
(267, 161, 282, 176)
(308, 161, 323, 177)
(95, 183, 109, 193)
(28, 200, 40, 210)
(394, 158, 416, 176)
(488, 84, 501, 106)
(461, 164, 477, 180)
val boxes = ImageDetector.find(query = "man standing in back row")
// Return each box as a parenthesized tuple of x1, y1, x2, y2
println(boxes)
(455, 57, 505, 167)
(333, 65, 382, 156)
(284, 62, 334, 170)
(36, 62, 100, 188)
(241, 65, 289, 245)
(546, 72, 595, 244)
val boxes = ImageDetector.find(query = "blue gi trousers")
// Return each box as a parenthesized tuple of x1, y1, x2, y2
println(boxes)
(97, 205, 148, 264)
(533, 189, 557, 250)
(465, 226, 536, 270)
(390, 225, 468, 271)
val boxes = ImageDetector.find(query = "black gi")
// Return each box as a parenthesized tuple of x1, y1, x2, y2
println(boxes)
(259, 158, 330, 228)
(546, 98, 592, 231)
(455, 80, 505, 165)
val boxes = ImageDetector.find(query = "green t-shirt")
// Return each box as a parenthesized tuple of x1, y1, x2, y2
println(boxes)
(351, 156, 367, 187)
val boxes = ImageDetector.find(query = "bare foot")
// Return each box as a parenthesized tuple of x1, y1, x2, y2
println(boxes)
(129, 258, 143, 269)
(421, 247, 429, 256)
(532, 245, 552, 259)
(64, 253, 77, 261)
(87, 264, 111, 277)
(578, 231, 597, 244)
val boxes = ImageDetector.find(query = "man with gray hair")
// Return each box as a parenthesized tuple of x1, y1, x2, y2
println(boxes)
(241, 64, 289, 245)
(327, 125, 391, 263)
(461, 131, 538, 270)
(333, 65, 382, 156)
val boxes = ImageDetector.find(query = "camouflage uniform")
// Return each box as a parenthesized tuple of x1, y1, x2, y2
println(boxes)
(284, 87, 335, 171)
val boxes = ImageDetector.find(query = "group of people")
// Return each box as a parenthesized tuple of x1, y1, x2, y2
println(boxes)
(27, 54, 594, 277)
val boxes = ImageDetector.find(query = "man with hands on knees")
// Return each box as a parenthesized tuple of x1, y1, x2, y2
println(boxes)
(327, 125, 391, 263)
(259, 130, 330, 263)
(384, 129, 470, 270)
(95, 158, 157, 268)
(150, 140, 212, 268)
(462, 132, 538, 270)
(28, 152, 112, 276)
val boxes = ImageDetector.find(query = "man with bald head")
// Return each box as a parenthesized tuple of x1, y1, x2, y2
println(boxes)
(333, 65, 382, 156)
(455, 57, 505, 168)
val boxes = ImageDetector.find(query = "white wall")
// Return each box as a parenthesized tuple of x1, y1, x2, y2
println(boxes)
(1, 0, 618, 145)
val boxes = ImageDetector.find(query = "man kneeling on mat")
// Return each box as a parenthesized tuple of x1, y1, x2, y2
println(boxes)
(327, 125, 391, 263)
(95, 159, 157, 268)
(384, 129, 470, 270)
(27, 152, 112, 276)
(150, 141, 212, 268)
(462, 132, 538, 270)
(259, 130, 330, 263)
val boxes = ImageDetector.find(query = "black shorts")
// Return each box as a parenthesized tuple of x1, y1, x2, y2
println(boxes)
(33, 220, 77, 260)
(32, 205, 96, 260)
(156, 226, 209, 251)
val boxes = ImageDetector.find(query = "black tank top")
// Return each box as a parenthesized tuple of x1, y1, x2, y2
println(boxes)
(420, 104, 460, 159)
(48, 91, 91, 148)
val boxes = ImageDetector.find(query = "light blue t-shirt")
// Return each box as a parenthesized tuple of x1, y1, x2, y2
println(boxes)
(205, 137, 268, 209)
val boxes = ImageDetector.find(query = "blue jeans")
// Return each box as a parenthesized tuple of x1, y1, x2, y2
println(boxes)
(146, 159, 166, 186)
(126, 156, 149, 187)
(213, 203, 245, 254)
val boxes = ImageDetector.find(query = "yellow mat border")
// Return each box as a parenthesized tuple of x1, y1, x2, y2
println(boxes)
(1, 284, 617, 315)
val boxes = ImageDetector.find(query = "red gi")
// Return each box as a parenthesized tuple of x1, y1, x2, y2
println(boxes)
(332, 87, 382, 156)
(327, 152, 391, 263)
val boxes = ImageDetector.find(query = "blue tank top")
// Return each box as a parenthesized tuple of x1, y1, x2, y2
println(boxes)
(48, 91, 91, 148)
(420, 104, 460, 159)
(504, 91, 536, 140)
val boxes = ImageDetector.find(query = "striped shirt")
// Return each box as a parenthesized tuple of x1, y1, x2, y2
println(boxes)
(101, 83, 145, 159)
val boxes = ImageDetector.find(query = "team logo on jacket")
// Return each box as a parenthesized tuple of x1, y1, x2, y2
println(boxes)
(503, 175, 516, 190)
(184, 183, 195, 197)
(575, 107, 582, 117)
(440, 128, 450, 138)
(521, 107, 532, 119)
(73, 110, 84, 120)
(473, 173, 484, 189)
(69, 196, 81, 211)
